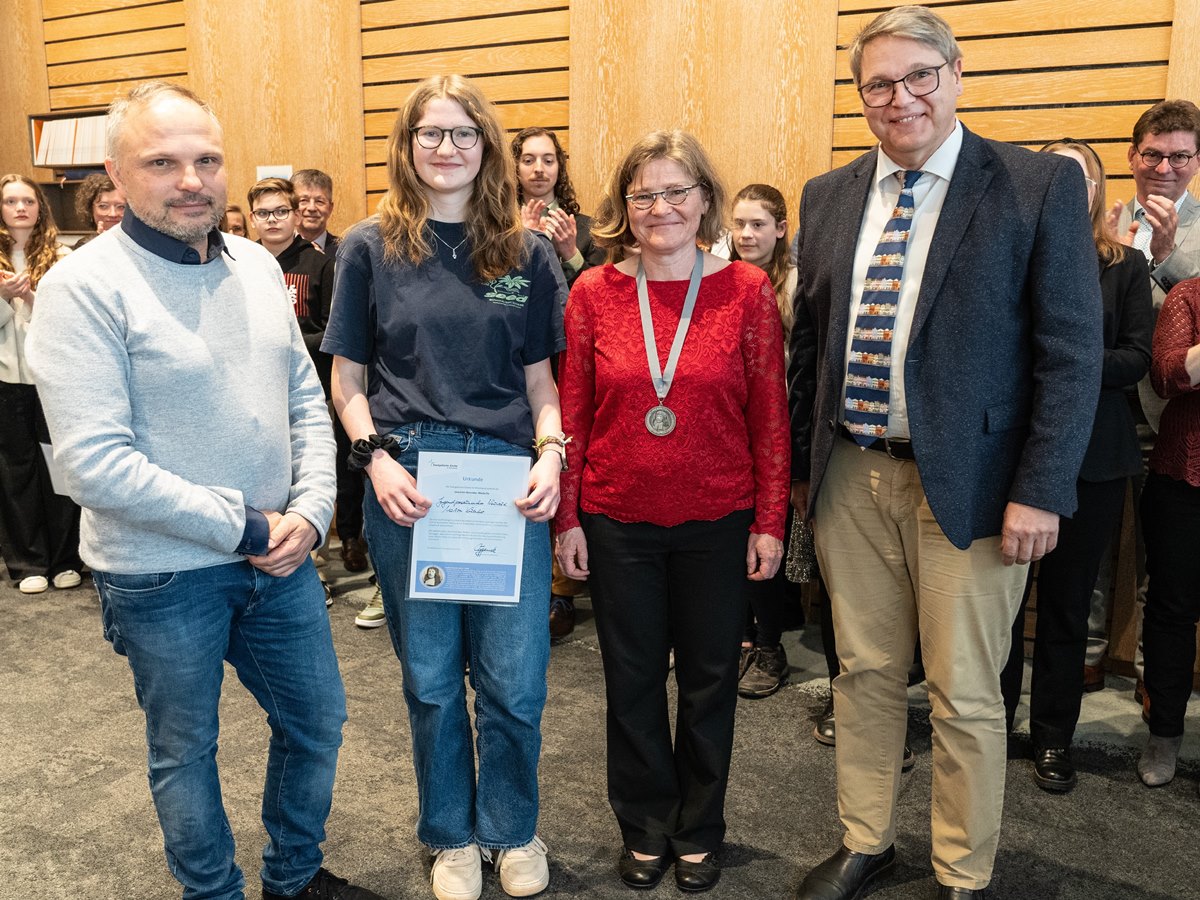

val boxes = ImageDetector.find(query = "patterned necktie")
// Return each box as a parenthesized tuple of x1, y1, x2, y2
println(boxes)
(844, 169, 922, 446)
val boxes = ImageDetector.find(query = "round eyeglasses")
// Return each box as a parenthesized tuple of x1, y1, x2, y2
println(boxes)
(410, 126, 484, 150)
(858, 62, 948, 108)
(1135, 149, 1198, 170)
(625, 184, 703, 210)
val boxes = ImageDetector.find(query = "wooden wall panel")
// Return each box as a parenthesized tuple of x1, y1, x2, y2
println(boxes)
(360, 1, 571, 211)
(42, 2, 185, 43)
(1167, 0, 1200, 198)
(44, 25, 187, 65)
(184, 0, 367, 235)
(42, 1, 190, 112)
(570, 0, 833, 221)
(0, 1, 51, 180)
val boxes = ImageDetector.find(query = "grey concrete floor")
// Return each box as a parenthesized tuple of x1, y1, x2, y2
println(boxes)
(3, 552, 1199, 900)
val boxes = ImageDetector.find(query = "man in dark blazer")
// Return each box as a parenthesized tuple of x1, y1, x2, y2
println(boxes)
(788, 7, 1102, 900)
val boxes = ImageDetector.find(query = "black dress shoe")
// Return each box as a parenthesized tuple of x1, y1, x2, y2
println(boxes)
(1032, 747, 1076, 792)
(814, 697, 836, 746)
(936, 886, 986, 898)
(263, 867, 387, 899)
(675, 853, 720, 893)
(617, 848, 670, 889)
(796, 844, 895, 900)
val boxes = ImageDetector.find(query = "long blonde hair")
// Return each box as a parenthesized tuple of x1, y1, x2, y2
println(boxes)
(378, 75, 525, 282)
(0, 175, 61, 288)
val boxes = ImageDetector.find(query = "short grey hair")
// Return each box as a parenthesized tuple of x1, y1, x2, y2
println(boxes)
(848, 5, 962, 84)
(106, 81, 216, 159)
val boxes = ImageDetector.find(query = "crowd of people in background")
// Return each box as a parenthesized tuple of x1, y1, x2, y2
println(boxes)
(4, 4, 1200, 900)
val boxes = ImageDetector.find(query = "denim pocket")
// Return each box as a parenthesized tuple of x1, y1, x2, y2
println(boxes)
(388, 426, 418, 454)
(96, 571, 179, 594)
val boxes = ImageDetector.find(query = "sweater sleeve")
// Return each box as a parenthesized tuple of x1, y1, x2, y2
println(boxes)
(1150, 280, 1200, 400)
(554, 277, 597, 533)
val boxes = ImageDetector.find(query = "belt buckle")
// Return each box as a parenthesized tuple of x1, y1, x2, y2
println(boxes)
(883, 438, 909, 460)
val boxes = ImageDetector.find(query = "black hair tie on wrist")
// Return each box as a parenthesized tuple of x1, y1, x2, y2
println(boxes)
(348, 434, 400, 471)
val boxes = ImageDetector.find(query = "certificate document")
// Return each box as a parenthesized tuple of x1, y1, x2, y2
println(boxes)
(408, 451, 531, 605)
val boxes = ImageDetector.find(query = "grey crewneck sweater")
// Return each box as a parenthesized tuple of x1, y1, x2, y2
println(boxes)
(26, 226, 335, 574)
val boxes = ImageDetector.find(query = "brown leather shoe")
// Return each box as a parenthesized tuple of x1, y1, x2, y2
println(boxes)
(549, 594, 575, 639)
(340, 537, 369, 573)
(1082, 663, 1104, 693)
(813, 697, 836, 746)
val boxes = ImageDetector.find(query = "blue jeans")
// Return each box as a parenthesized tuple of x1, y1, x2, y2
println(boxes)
(94, 559, 347, 900)
(363, 421, 550, 850)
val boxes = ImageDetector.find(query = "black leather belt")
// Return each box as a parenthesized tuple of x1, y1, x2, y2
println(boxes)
(840, 425, 916, 461)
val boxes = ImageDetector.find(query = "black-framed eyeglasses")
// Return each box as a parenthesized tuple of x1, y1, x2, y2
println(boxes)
(858, 62, 948, 108)
(625, 184, 704, 210)
(251, 207, 295, 222)
(410, 126, 483, 150)
(1134, 148, 1198, 170)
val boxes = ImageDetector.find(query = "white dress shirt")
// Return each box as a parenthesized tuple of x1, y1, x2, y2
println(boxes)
(843, 120, 963, 439)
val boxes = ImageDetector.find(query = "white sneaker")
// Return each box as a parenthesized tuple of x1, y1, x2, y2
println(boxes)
(493, 836, 549, 897)
(19, 575, 48, 594)
(430, 844, 482, 900)
(52, 570, 82, 589)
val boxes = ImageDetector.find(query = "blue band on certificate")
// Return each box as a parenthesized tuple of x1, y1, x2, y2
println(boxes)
(409, 450, 531, 605)
(413, 561, 517, 597)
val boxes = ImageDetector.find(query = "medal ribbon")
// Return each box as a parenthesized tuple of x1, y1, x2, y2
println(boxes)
(637, 247, 704, 408)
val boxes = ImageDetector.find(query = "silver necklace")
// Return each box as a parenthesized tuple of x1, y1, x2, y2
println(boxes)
(430, 227, 468, 260)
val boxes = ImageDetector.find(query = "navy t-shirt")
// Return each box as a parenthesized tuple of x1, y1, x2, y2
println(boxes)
(322, 216, 566, 447)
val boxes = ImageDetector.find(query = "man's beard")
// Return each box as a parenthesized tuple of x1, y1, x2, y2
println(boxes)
(136, 193, 222, 245)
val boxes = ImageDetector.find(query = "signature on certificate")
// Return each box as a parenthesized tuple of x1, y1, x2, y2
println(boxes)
(474, 544, 499, 557)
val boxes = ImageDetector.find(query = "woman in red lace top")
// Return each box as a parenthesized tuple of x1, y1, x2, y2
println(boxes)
(554, 131, 789, 892)
(1138, 276, 1200, 787)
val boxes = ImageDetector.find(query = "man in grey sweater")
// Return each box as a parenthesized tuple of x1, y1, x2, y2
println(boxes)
(27, 82, 386, 900)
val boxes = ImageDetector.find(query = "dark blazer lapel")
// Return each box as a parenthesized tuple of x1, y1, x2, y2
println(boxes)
(825, 151, 877, 376)
(909, 127, 995, 339)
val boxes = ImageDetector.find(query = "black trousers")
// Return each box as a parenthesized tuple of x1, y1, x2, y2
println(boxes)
(333, 414, 364, 542)
(1001, 477, 1127, 747)
(1141, 472, 1200, 738)
(0, 380, 81, 581)
(582, 509, 751, 857)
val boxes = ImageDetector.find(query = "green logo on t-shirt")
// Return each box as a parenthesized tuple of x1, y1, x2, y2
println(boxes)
(483, 274, 531, 308)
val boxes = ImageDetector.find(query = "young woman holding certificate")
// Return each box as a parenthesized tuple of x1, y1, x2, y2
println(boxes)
(322, 75, 567, 900)
(554, 132, 790, 893)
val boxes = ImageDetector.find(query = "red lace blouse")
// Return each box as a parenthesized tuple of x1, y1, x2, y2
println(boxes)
(555, 261, 790, 538)
(1150, 278, 1200, 486)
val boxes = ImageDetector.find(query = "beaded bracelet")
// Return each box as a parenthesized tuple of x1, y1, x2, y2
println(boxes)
(533, 433, 572, 471)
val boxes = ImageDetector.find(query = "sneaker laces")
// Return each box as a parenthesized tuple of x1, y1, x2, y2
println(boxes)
(434, 845, 480, 872)
(493, 835, 548, 871)
(293, 867, 348, 898)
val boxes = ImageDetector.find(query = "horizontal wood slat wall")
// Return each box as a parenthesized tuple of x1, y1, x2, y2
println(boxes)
(42, 1, 190, 111)
(832, 0, 1175, 208)
(570, 0, 835, 221)
(360, 0, 571, 211)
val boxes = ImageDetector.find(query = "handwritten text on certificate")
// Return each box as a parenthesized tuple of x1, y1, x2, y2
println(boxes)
(408, 451, 530, 605)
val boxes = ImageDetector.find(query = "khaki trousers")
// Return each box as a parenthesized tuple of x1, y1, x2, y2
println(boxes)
(813, 439, 1027, 889)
